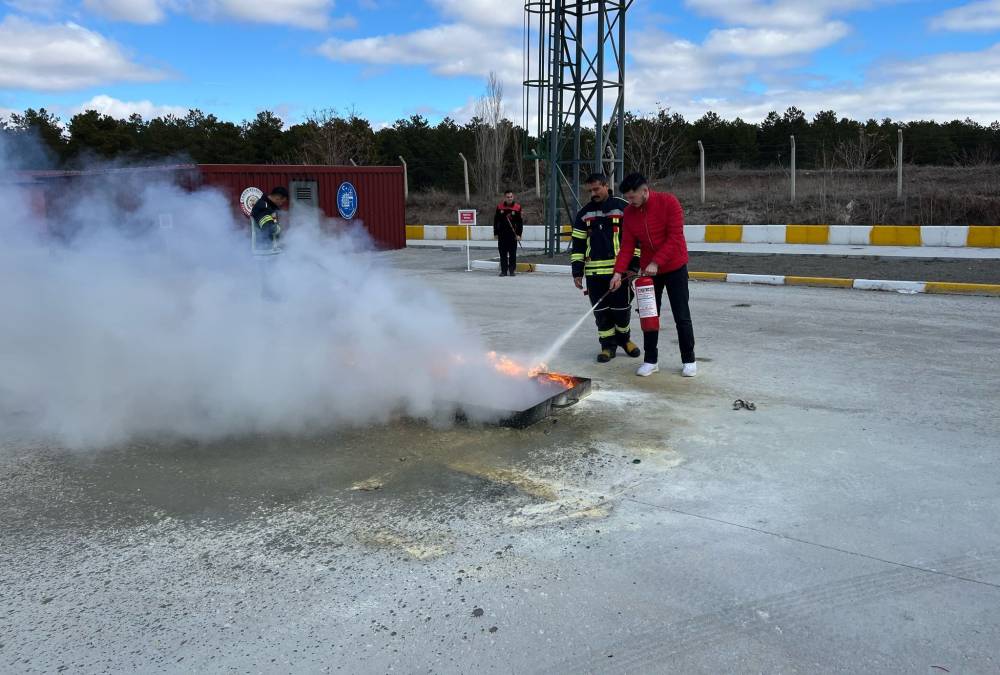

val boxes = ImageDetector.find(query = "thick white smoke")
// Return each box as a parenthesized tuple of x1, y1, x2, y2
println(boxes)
(0, 141, 546, 449)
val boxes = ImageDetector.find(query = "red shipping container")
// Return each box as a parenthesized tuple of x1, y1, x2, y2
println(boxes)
(197, 164, 405, 249)
(14, 164, 406, 250)
(0, 173, 48, 234)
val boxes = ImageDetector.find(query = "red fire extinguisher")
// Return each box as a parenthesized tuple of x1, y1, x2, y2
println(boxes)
(634, 276, 660, 332)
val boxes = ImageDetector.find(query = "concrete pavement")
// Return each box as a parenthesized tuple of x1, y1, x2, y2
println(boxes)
(3, 247, 999, 673)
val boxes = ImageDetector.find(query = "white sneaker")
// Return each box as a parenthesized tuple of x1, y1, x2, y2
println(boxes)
(682, 362, 698, 377)
(636, 362, 659, 377)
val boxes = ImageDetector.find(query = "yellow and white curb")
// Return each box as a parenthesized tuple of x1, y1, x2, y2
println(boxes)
(406, 224, 573, 242)
(686, 224, 1000, 248)
(470, 260, 567, 275)
(469, 260, 1000, 297)
(410, 224, 1000, 248)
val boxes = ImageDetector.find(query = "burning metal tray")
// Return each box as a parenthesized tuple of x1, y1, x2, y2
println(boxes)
(456, 373, 592, 429)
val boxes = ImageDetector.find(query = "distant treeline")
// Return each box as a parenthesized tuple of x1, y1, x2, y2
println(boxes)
(3, 106, 998, 193)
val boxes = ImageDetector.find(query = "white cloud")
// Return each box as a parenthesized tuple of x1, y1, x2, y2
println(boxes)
(329, 14, 358, 30)
(684, 0, 874, 28)
(320, 0, 1000, 127)
(683, 0, 881, 57)
(83, 0, 166, 24)
(3, 0, 65, 17)
(631, 36, 1000, 124)
(429, 0, 522, 28)
(609, 7, 1000, 125)
(629, 30, 755, 97)
(317, 0, 524, 88)
(318, 19, 525, 126)
(0, 16, 166, 91)
(79, 0, 335, 29)
(319, 23, 521, 80)
(75, 95, 189, 119)
(705, 21, 851, 57)
(930, 0, 1000, 32)
(202, 0, 335, 30)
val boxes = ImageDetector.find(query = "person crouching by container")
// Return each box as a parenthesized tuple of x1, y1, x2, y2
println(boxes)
(250, 186, 289, 254)
(250, 186, 288, 301)
(493, 190, 523, 276)
(609, 173, 697, 378)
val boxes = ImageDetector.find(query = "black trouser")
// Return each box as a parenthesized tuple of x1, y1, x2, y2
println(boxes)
(586, 273, 634, 349)
(644, 264, 695, 365)
(498, 237, 518, 274)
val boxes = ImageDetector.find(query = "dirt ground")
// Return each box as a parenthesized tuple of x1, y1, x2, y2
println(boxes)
(522, 252, 1000, 284)
(405, 165, 1000, 227)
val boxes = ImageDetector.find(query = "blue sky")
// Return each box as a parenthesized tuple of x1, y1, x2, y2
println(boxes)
(1, 0, 999, 126)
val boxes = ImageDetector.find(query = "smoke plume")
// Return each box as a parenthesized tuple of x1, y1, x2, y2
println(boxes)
(0, 139, 543, 449)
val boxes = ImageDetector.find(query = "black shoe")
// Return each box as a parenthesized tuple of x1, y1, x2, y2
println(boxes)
(499, 271, 507, 276)
(509, 270, 516, 276)
(597, 348, 616, 363)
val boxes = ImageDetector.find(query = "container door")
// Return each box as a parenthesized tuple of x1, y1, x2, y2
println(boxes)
(289, 180, 320, 229)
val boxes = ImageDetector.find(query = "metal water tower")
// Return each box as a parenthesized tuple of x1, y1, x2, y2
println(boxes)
(523, 0, 633, 256)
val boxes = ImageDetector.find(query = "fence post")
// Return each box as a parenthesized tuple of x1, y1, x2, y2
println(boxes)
(897, 129, 903, 200)
(535, 159, 541, 198)
(458, 152, 470, 205)
(697, 140, 706, 205)
(398, 156, 408, 201)
(790, 135, 797, 203)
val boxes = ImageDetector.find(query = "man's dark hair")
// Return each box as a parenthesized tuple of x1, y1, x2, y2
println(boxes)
(504, 189, 514, 195)
(584, 172, 609, 185)
(619, 173, 648, 194)
(270, 186, 289, 199)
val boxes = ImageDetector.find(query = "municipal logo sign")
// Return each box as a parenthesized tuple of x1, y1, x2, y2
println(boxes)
(337, 182, 359, 220)
(240, 187, 263, 217)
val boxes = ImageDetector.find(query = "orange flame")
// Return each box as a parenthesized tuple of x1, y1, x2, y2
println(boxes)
(485, 352, 576, 390)
(486, 351, 539, 377)
(536, 372, 578, 389)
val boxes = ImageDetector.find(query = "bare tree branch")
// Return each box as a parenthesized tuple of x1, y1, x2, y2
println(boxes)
(624, 106, 686, 181)
(835, 128, 884, 170)
(473, 72, 512, 196)
(299, 107, 375, 166)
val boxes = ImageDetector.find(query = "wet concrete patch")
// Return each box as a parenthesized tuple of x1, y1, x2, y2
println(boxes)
(0, 394, 687, 551)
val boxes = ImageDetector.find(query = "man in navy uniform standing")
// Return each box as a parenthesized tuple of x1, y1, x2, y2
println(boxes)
(493, 190, 523, 276)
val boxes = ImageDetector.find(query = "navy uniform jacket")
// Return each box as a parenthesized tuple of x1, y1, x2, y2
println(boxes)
(493, 201, 523, 241)
(571, 195, 639, 277)
(250, 196, 282, 251)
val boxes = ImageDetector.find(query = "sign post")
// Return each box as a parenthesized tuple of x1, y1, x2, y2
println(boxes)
(458, 209, 477, 272)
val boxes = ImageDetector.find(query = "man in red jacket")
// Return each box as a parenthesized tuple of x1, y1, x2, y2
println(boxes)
(610, 173, 697, 378)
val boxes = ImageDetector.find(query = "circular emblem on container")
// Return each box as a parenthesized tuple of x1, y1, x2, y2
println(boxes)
(240, 187, 263, 217)
(337, 181, 358, 220)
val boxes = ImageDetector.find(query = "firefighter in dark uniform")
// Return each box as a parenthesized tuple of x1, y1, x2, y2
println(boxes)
(572, 173, 642, 362)
(249, 186, 288, 301)
(493, 190, 523, 276)
(250, 186, 289, 253)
